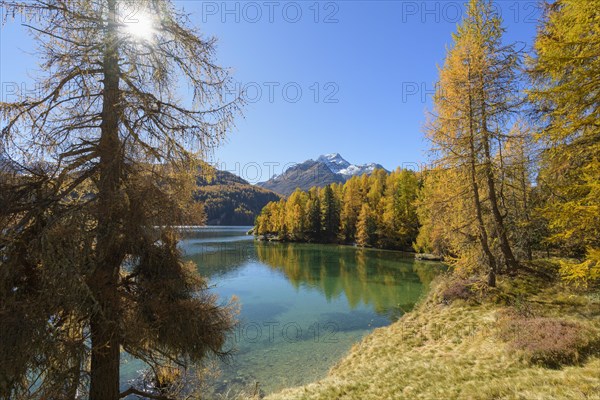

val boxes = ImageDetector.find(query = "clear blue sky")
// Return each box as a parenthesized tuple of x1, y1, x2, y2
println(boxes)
(0, 1, 539, 182)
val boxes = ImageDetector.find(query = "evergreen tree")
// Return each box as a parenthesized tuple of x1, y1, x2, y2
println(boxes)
(305, 188, 322, 241)
(320, 185, 340, 241)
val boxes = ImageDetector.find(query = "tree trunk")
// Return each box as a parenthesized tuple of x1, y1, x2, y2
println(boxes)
(467, 70, 497, 287)
(469, 149, 497, 287)
(484, 149, 519, 272)
(475, 65, 519, 273)
(480, 121, 519, 273)
(89, 274, 121, 400)
(89, 0, 122, 398)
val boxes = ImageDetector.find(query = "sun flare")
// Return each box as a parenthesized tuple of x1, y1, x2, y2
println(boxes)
(124, 12, 156, 41)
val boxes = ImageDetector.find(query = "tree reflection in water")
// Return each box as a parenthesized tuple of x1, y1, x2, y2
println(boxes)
(254, 242, 445, 319)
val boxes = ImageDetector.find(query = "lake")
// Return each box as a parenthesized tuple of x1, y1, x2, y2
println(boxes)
(121, 226, 444, 396)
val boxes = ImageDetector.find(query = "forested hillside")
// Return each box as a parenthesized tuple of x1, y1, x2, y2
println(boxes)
(195, 170, 280, 225)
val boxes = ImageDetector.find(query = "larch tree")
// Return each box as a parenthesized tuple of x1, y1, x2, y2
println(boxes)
(382, 169, 419, 249)
(415, 167, 453, 256)
(501, 121, 539, 261)
(529, 0, 600, 285)
(285, 189, 307, 240)
(0, 0, 242, 399)
(422, 0, 521, 285)
(365, 170, 386, 246)
(356, 203, 376, 248)
(416, 165, 483, 270)
(340, 176, 363, 243)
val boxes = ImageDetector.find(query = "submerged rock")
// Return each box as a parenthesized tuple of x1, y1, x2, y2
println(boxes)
(255, 234, 282, 242)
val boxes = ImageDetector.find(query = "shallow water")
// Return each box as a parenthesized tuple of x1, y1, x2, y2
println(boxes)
(121, 226, 444, 396)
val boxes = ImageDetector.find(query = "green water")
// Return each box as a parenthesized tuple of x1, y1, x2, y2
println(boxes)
(121, 226, 444, 396)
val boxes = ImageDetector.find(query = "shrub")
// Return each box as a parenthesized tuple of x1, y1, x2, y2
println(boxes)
(436, 276, 495, 304)
(497, 311, 600, 368)
(437, 277, 475, 303)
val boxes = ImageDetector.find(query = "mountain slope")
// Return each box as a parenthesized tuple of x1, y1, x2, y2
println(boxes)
(257, 154, 387, 196)
(257, 160, 346, 196)
(195, 170, 280, 225)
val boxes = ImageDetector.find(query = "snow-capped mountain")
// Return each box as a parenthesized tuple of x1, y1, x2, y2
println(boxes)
(257, 153, 387, 196)
(317, 153, 350, 174)
(317, 153, 385, 178)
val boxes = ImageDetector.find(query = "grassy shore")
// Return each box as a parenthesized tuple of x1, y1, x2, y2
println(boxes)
(265, 262, 600, 400)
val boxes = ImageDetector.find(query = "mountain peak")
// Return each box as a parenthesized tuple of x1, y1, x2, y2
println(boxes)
(318, 152, 348, 162)
(257, 153, 388, 196)
(317, 153, 384, 177)
(317, 153, 351, 172)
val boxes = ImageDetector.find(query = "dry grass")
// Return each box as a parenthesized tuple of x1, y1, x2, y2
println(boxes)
(265, 272, 600, 400)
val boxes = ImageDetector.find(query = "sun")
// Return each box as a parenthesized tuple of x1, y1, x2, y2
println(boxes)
(124, 12, 156, 41)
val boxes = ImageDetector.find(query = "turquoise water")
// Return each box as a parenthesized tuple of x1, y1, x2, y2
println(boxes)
(122, 226, 444, 396)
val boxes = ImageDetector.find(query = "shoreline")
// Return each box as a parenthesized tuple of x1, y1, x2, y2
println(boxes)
(253, 233, 442, 261)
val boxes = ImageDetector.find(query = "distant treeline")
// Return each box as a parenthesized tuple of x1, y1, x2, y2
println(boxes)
(254, 169, 419, 250)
